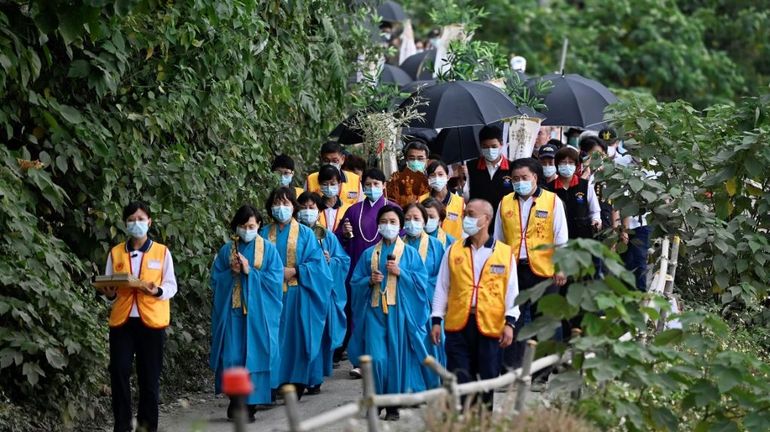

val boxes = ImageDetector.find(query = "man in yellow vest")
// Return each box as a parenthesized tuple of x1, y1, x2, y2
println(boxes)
(305, 141, 362, 206)
(97, 201, 177, 432)
(493, 158, 568, 371)
(431, 199, 519, 409)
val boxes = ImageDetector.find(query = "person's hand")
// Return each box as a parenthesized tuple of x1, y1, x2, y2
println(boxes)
(343, 220, 353, 235)
(554, 272, 567, 287)
(99, 286, 117, 299)
(238, 253, 250, 275)
(141, 281, 159, 296)
(385, 260, 400, 276)
(283, 267, 297, 282)
(431, 324, 442, 346)
(370, 270, 384, 285)
(230, 255, 241, 273)
(591, 220, 602, 232)
(499, 325, 514, 348)
(323, 250, 331, 263)
(620, 230, 629, 245)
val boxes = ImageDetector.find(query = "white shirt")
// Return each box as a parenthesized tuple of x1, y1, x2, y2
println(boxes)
(493, 192, 569, 259)
(104, 241, 178, 317)
(323, 207, 339, 229)
(431, 239, 520, 321)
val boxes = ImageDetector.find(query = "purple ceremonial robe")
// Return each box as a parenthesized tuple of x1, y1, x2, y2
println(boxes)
(335, 197, 401, 274)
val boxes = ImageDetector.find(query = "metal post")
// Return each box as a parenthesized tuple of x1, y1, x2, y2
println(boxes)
(514, 340, 537, 413)
(282, 384, 302, 432)
(657, 235, 681, 332)
(559, 38, 569, 75)
(359, 355, 380, 432)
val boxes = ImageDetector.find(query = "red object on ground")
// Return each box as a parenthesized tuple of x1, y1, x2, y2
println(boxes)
(221, 367, 253, 396)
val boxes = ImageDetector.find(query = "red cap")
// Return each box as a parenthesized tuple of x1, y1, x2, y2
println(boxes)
(221, 367, 253, 396)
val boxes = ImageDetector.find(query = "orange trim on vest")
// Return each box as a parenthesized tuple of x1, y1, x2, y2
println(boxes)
(109, 242, 170, 329)
(319, 203, 351, 231)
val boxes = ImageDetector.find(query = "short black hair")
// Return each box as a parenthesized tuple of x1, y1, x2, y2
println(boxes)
(478, 124, 503, 143)
(421, 197, 446, 222)
(266, 186, 299, 219)
(426, 160, 449, 176)
(403, 202, 428, 222)
(510, 157, 541, 175)
(342, 154, 367, 173)
(403, 139, 430, 156)
(320, 141, 344, 156)
(428, 152, 442, 161)
(362, 167, 386, 184)
(271, 154, 295, 171)
(123, 201, 151, 221)
(547, 138, 563, 148)
(297, 191, 323, 207)
(555, 147, 580, 165)
(230, 204, 262, 232)
(318, 164, 343, 183)
(377, 205, 405, 228)
(579, 136, 607, 154)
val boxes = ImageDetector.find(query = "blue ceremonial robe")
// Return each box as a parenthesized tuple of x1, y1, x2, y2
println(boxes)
(428, 228, 456, 249)
(349, 241, 430, 394)
(209, 238, 284, 404)
(260, 222, 332, 386)
(404, 234, 447, 388)
(309, 228, 350, 386)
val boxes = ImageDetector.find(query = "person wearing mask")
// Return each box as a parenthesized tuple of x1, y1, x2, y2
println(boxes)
(403, 202, 447, 387)
(334, 168, 400, 377)
(272, 154, 303, 199)
(421, 197, 456, 248)
(210, 205, 283, 420)
(315, 164, 351, 232)
(349, 206, 430, 421)
(420, 160, 464, 240)
(492, 158, 568, 371)
(296, 192, 350, 394)
(260, 187, 332, 399)
(545, 147, 602, 239)
(100, 202, 178, 432)
(537, 143, 559, 187)
(431, 199, 518, 410)
(305, 142, 362, 206)
(463, 124, 513, 232)
(533, 126, 553, 156)
(386, 140, 431, 208)
(579, 136, 608, 181)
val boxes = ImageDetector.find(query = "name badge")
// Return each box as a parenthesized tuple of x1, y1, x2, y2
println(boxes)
(490, 265, 505, 275)
(535, 210, 549, 218)
(447, 212, 459, 221)
(147, 259, 162, 270)
(347, 191, 358, 199)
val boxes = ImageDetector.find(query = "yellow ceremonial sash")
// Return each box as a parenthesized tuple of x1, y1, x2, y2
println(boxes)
(413, 233, 429, 262)
(231, 236, 265, 314)
(370, 238, 405, 314)
(268, 220, 300, 292)
(436, 229, 448, 248)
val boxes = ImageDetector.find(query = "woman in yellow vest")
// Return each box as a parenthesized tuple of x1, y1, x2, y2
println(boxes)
(315, 164, 351, 232)
(430, 199, 518, 410)
(420, 160, 464, 239)
(98, 201, 177, 432)
(421, 197, 456, 248)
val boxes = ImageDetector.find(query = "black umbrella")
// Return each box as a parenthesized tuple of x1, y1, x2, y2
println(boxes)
(527, 73, 617, 130)
(377, 1, 407, 22)
(400, 49, 436, 80)
(402, 127, 438, 147)
(380, 64, 412, 86)
(399, 81, 542, 129)
(433, 126, 481, 164)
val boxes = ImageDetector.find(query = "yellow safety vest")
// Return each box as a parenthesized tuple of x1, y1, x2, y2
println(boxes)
(499, 190, 557, 277)
(306, 170, 361, 206)
(419, 192, 465, 240)
(445, 240, 512, 338)
(109, 241, 170, 329)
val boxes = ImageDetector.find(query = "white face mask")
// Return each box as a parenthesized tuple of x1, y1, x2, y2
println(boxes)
(297, 209, 319, 226)
(425, 218, 440, 234)
(378, 223, 400, 240)
(428, 176, 448, 191)
(481, 147, 500, 162)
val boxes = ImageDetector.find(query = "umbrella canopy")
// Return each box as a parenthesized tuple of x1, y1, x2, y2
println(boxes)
(432, 126, 482, 164)
(377, 1, 407, 22)
(380, 64, 413, 86)
(527, 73, 617, 130)
(400, 49, 436, 80)
(402, 127, 438, 147)
(399, 80, 542, 129)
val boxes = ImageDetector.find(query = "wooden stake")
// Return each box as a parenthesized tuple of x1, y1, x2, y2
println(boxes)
(360, 355, 380, 432)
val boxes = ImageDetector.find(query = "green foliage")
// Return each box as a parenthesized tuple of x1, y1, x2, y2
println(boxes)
(427, 0, 487, 31)
(0, 0, 369, 428)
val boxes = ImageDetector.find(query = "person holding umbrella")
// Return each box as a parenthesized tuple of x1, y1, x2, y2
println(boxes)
(463, 124, 513, 232)
(420, 160, 464, 240)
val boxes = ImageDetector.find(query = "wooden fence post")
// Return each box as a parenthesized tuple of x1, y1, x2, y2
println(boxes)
(514, 340, 537, 413)
(282, 384, 302, 432)
(359, 355, 380, 432)
(657, 235, 681, 332)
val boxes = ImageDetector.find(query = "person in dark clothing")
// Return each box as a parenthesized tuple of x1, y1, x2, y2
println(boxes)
(545, 147, 601, 239)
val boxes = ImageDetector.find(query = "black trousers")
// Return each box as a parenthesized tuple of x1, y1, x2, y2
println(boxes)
(109, 318, 166, 432)
(445, 315, 501, 409)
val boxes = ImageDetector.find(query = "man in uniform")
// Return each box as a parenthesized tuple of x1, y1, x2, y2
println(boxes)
(463, 125, 513, 232)
(305, 141, 362, 206)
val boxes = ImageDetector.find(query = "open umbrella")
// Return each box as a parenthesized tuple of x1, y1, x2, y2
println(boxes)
(433, 126, 481, 164)
(400, 49, 436, 80)
(377, 1, 407, 22)
(399, 80, 542, 129)
(380, 64, 413, 86)
(527, 73, 617, 130)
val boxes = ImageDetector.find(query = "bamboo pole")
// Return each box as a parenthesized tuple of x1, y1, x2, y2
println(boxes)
(514, 340, 537, 412)
(299, 403, 360, 431)
(455, 354, 561, 396)
(359, 356, 380, 432)
(282, 385, 302, 432)
(657, 235, 681, 332)
(424, 355, 460, 410)
(373, 388, 448, 407)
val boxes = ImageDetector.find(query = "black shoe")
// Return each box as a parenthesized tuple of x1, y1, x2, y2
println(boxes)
(306, 385, 321, 395)
(247, 405, 258, 422)
(226, 399, 235, 420)
(333, 361, 341, 369)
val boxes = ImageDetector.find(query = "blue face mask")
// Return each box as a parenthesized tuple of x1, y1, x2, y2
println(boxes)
(404, 220, 424, 237)
(297, 209, 319, 226)
(364, 186, 383, 202)
(481, 147, 501, 162)
(462, 217, 481, 236)
(428, 176, 448, 191)
(378, 223, 400, 240)
(513, 180, 533, 196)
(542, 165, 557, 178)
(236, 227, 259, 243)
(320, 184, 339, 197)
(558, 164, 576, 178)
(271, 205, 293, 223)
(126, 220, 149, 238)
(406, 160, 426, 173)
(425, 218, 440, 234)
(568, 137, 579, 147)
(279, 174, 293, 187)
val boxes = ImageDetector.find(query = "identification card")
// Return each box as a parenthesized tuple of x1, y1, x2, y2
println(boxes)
(447, 212, 459, 221)
(147, 259, 162, 270)
(490, 265, 505, 275)
(535, 210, 549, 218)
(347, 191, 358, 199)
